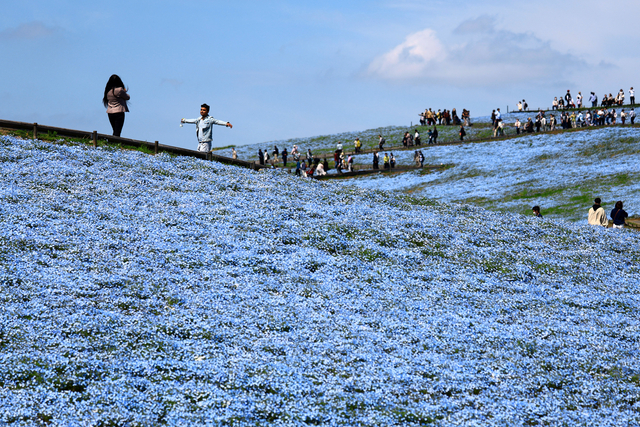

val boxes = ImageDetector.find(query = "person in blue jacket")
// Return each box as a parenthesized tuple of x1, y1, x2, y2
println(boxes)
(610, 201, 628, 229)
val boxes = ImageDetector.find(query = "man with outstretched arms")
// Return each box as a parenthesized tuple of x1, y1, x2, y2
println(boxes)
(182, 103, 233, 152)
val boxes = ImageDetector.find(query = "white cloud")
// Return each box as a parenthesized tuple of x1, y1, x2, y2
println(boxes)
(366, 16, 600, 87)
(366, 29, 446, 80)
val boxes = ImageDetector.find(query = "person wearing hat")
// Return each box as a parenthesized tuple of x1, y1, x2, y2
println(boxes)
(181, 103, 232, 152)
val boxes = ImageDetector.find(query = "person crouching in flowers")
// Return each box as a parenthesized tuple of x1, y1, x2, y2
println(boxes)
(181, 103, 232, 152)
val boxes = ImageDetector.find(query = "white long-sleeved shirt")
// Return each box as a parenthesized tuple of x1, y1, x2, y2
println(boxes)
(183, 115, 228, 142)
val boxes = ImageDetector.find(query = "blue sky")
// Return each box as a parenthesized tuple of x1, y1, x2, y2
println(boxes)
(1, 0, 639, 150)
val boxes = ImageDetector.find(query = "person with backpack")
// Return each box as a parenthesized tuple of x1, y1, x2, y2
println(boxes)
(378, 134, 386, 150)
(610, 201, 628, 229)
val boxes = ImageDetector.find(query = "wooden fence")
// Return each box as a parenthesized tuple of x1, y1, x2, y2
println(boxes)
(0, 119, 261, 170)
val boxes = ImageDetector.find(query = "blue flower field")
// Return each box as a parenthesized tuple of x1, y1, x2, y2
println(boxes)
(1, 135, 640, 426)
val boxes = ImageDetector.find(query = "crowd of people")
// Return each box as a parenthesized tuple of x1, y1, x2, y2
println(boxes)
(419, 108, 470, 127)
(514, 88, 636, 112)
(492, 106, 636, 136)
(549, 88, 635, 110)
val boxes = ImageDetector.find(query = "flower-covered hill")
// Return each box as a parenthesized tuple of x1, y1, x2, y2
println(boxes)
(1, 135, 640, 426)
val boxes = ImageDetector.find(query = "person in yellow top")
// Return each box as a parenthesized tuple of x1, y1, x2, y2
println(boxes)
(383, 153, 390, 169)
(354, 137, 362, 153)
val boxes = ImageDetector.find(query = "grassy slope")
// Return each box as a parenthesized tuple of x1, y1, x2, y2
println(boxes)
(1, 135, 640, 425)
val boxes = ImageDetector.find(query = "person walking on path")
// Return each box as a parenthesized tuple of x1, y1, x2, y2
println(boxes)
(103, 74, 130, 137)
(372, 152, 379, 170)
(588, 198, 608, 227)
(610, 201, 628, 229)
(378, 134, 385, 150)
(630, 87, 635, 106)
(181, 103, 232, 152)
(281, 148, 288, 167)
(459, 125, 466, 141)
(432, 126, 438, 144)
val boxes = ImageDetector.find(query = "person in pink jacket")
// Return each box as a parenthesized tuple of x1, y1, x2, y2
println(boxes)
(102, 74, 130, 137)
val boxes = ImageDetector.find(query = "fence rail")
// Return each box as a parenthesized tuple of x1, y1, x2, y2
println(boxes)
(0, 118, 260, 170)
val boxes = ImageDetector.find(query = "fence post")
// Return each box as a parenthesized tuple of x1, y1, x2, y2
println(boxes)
(92, 131, 97, 147)
(33, 123, 38, 139)
(154, 141, 158, 155)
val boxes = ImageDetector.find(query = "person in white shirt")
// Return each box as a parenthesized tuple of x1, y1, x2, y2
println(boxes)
(630, 87, 635, 105)
(576, 92, 582, 108)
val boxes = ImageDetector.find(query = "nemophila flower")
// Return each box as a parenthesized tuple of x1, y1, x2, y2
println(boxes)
(1, 135, 640, 425)
(349, 127, 640, 222)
